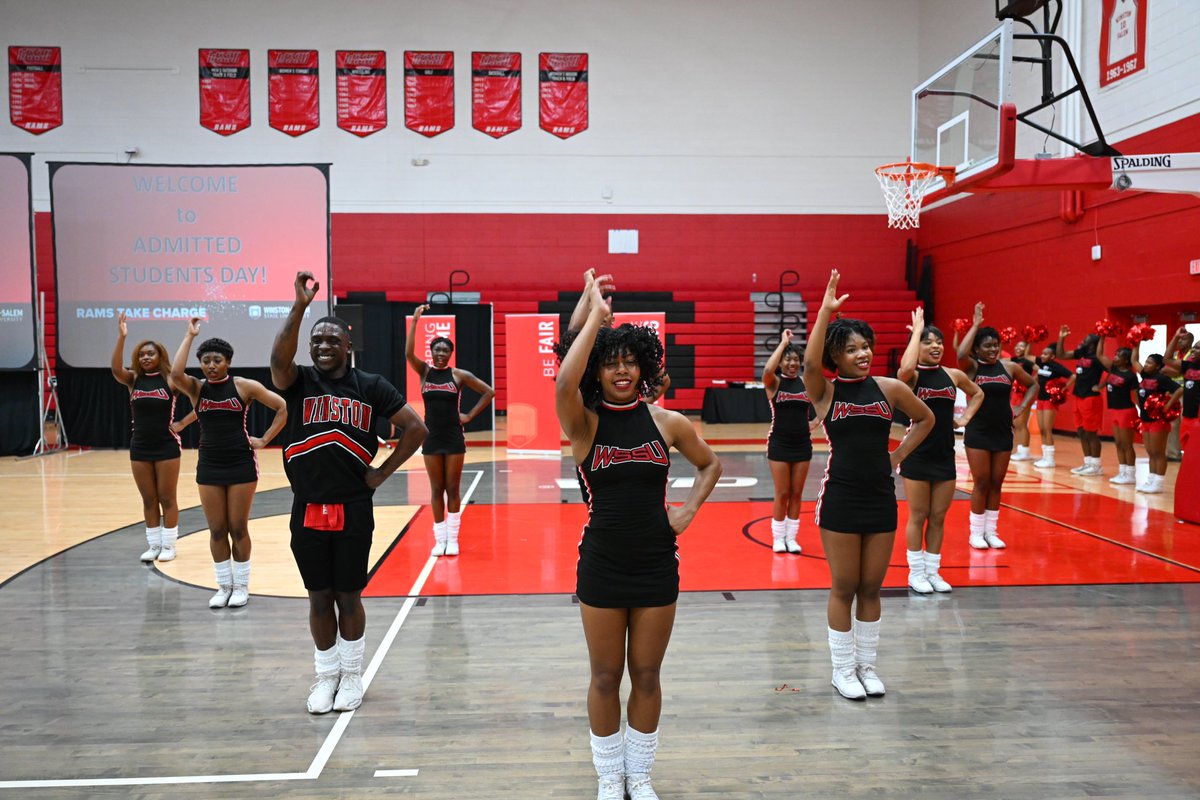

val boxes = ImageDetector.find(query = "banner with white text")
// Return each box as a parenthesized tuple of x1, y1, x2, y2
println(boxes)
(198, 49, 250, 135)
(337, 50, 387, 137)
(1099, 0, 1148, 87)
(8, 46, 62, 135)
(539, 53, 588, 139)
(505, 314, 561, 454)
(472, 52, 521, 138)
(405, 51, 454, 137)
(269, 50, 320, 136)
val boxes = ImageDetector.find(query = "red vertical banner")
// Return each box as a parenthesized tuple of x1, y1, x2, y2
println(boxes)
(406, 315, 456, 422)
(539, 52, 588, 139)
(269, 49, 320, 136)
(336, 50, 387, 137)
(613, 312, 667, 406)
(404, 51, 454, 137)
(1099, 0, 1148, 87)
(505, 314, 562, 454)
(472, 52, 521, 138)
(198, 49, 250, 136)
(9, 46, 62, 134)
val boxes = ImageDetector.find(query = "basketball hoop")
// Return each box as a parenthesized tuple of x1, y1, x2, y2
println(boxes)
(874, 160, 956, 229)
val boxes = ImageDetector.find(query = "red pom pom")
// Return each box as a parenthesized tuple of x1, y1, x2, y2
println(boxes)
(1142, 392, 1181, 422)
(1045, 378, 1069, 406)
(1012, 382, 1027, 403)
(1031, 325, 1049, 344)
(1094, 318, 1123, 337)
(1000, 326, 1019, 344)
(954, 318, 971, 334)
(1126, 323, 1154, 347)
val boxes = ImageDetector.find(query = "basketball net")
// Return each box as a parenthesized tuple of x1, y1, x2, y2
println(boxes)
(875, 160, 955, 229)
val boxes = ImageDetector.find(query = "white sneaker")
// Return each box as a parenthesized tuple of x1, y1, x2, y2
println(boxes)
(140, 544, 162, 562)
(969, 532, 989, 550)
(784, 535, 802, 554)
(431, 541, 446, 557)
(1110, 469, 1136, 485)
(1010, 448, 1032, 462)
(772, 536, 786, 553)
(1033, 457, 1056, 469)
(927, 570, 953, 593)
(596, 776, 625, 800)
(227, 585, 249, 607)
(156, 543, 176, 562)
(444, 539, 460, 557)
(1139, 478, 1164, 494)
(208, 585, 233, 608)
(908, 572, 933, 594)
(333, 672, 364, 711)
(983, 533, 1007, 549)
(1070, 464, 1089, 474)
(307, 672, 339, 714)
(831, 667, 867, 700)
(626, 773, 660, 800)
(1080, 464, 1103, 476)
(856, 664, 886, 697)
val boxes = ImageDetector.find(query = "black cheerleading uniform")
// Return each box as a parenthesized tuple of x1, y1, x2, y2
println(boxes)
(421, 367, 466, 455)
(766, 376, 813, 462)
(1036, 359, 1073, 400)
(195, 377, 257, 486)
(129, 372, 181, 462)
(576, 399, 676, 608)
(900, 365, 957, 482)
(814, 377, 896, 534)
(963, 360, 1014, 452)
(1104, 367, 1139, 410)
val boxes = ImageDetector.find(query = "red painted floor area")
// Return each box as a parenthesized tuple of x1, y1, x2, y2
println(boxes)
(365, 495, 1200, 598)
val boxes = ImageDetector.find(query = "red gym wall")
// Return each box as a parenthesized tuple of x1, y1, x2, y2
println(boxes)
(917, 113, 1200, 337)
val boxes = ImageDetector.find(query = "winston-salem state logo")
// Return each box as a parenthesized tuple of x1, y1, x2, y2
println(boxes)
(590, 441, 668, 471)
(976, 373, 1012, 386)
(198, 397, 243, 412)
(775, 391, 810, 404)
(423, 381, 458, 394)
(916, 386, 956, 402)
(131, 388, 169, 401)
(830, 400, 892, 422)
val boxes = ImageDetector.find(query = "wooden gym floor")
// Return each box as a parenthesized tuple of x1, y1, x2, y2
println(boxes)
(2, 421, 1198, 798)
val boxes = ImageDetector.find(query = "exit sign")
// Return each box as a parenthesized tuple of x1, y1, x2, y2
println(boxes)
(1191, 259, 1200, 275)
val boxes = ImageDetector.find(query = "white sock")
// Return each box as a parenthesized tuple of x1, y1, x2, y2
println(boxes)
(433, 521, 448, 544)
(770, 518, 785, 541)
(590, 729, 624, 780)
(925, 551, 943, 576)
(906, 549, 925, 575)
(213, 559, 232, 587)
(145, 525, 162, 547)
(853, 618, 880, 668)
(161, 526, 178, 548)
(969, 512, 985, 536)
(985, 509, 999, 535)
(447, 510, 462, 541)
(828, 626, 855, 672)
(337, 634, 365, 677)
(624, 725, 659, 778)
(232, 559, 250, 588)
(785, 517, 800, 538)
(314, 643, 339, 677)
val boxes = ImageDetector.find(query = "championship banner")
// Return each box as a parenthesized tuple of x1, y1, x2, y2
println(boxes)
(405, 51, 454, 137)
(1100, 0, 1148, 87)
(613, 311, 667, 405)
(539, 53, 588, 139)
(269, 49, 320, 136)
(406, 314, 456, 422)
(472, 52, 521, 139)
(505, 314, 561, 455)
(198, 49, 250, 136)
(8, 46, 62, 134)
(336, 50, 387, 137)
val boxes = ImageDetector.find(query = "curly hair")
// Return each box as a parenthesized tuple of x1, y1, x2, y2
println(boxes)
(130, 340, 171, 379)
(429, 336, 454, 354)
(822, 318, 875, 371)
(554, 323, 665, 408)
(971, 326, 1001, 356)
(196, 337, 234, 362)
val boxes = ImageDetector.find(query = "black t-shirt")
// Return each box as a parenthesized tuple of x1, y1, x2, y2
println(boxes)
(1181, 358, 1200, 419)
(1036, 359, 1073, 400)
(1104, 368, 1139, 411)
(1069, 347, 1107, 398)
(1137, 374, 1178, 422)
(279, 365, 406, 502)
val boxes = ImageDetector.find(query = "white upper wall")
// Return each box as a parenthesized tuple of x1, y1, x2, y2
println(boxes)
(0, 0, 921, 214)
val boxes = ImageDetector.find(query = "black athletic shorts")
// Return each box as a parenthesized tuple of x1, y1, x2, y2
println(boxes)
(289, 497, 375, 593)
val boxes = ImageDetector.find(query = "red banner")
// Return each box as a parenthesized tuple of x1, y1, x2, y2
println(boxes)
(505, 314, 562, 454)
(405, 51, 454, 137)
(406, 315, 456, 421)
(1100, 0, 1148, 87)
(269, 50, 319, 136)
(9, 46, 62, 134)
(539, 53, 588, 139)
(336, 50, 387, 137)
(613, 312, 667, 405)
(472, 52, 521, 138)
(198, 49, 250, 136)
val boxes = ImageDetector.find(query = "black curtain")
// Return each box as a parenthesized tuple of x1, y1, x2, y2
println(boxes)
(0, 372, 39, 456)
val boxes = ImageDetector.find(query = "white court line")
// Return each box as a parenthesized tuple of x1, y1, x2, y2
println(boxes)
(0, 469, 485, 790)
(374, 769, 420, 778)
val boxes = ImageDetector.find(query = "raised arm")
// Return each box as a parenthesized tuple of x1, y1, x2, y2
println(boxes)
(956, 302, 984, 369)
(556, 278, 610, 449)
(170, 318, 203, 401)
(405, 304, 431, 380)
(761, 329, 794, 394)
(897, 306, 925, 387)
(804, 270, 847, 410)
(567, 269, 596, 334)
(1053, 324, 1071, 359)
(1163, 327, 1192, 373)
(1094, 335, 1113, 371)
(237, 378, 288, 449)
(453, 368, 496, 424)
(366, 404, 427, 489)
(271, 271, 318, 392)
(110, 311, 135, 388)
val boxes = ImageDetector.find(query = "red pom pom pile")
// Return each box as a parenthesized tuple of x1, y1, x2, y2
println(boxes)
(1126, 323, 1154, 347)
(1094, 318, 1123, 337)
(954, 318, 971, 334)
(1044, 378, 1069, 406)
(1142, 392, 1180, 422)
(1000, 326, 1019, 344)
(1022, 324, 1049, 344)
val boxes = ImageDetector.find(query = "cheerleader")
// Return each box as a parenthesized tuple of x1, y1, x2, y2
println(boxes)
(897, 308, 982, 593)
(1164, 328, 1200, 453)
(1093, 339, 1139, 485)
(1053, 327, 1107, 476)
(805, 271, 933, 700)
(762, 329, 815, 554)
(1031, 332, 1076, 469)
(1009, 340, 1036, 461)
(1135, 351, 1183, 494)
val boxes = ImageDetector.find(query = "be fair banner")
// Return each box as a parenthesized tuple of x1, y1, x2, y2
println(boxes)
(405, 51, 454, 137)
(406, 314, 456, 421)
(336, 50, 387, 137)
(9, 46, 62, 134)
(1100, 0, 1148, 87)
(505, 314, 561, 454)
(614, 312, 666, 405)
(472, 52, 521, 139)
(539, 53, 588, 139)
(199, 49, 250, 135)
(269, 50, 320, 136)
